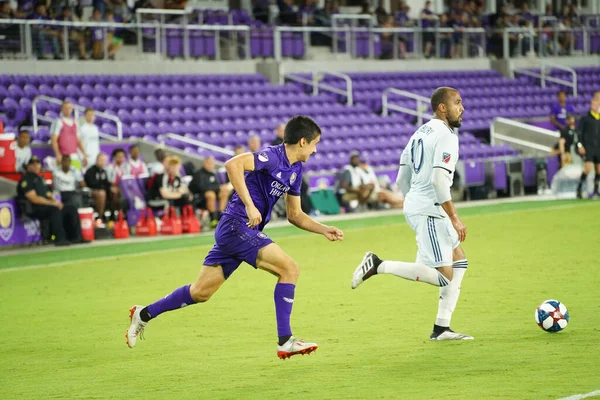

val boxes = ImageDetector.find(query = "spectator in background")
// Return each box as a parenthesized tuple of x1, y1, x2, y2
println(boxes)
(189, 156, 232, 228)
(52, 154, 85, 207)
(336, 152, 375, 212)
(91, 8, 105, 60)
(51, 101, 87, 169)
(552, 115, 578, 167)
(127, 145, 148, 177)
(519, 2, 534, 27)
(17, 156, 85, 246)
(15, 129, 32, 173)
(57, 7, 89, 59)
(79, 107, 100, 169)
(420, 1, 438, 58)
(233, 145, 245, 156)
(84, 153, 111, 226)
(278, 0, 298, 25)
(107, 147, 127, 210)
(31, 3, 61, 59)
(105, 10, 124, 60)
(252, 0, 270, 24)
(107, 147, 128, 185)
(380, 15, 406, 59)
(300, 0, 318, 24)
(0, 1, 14, 19)
(271, 124, 285, 145)
(576, 96, 600, 199)
(110, 0, 132, 22)
(15, 0, 35, 19)
(359, 158, 402, 208)
(550, 90, 575, 131)
(147, 156, 193, 212)
(148, 148, 166, 176)
(248, 135, 261, 153)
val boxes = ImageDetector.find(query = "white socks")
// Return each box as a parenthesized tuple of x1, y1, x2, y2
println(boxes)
(435, 259, 468, 327)
(378, 260, 450, 287)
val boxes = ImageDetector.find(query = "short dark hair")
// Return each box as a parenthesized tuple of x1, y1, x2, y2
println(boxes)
(112, 148, 126, 158)
(558, 90, 567, 96)
(155, 148, 166, 162)
(84, 107, 94, 114)
(18, 129, 30, 136)
(283, 115, 321, 145)
(129, 144, 139, 153)
(430, 87, 458, 113)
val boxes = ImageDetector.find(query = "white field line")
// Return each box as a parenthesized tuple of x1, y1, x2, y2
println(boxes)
(0, 201, 595, 274)
(557, 390, 600, 400)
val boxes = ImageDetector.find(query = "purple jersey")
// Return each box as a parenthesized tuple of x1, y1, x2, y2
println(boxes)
(550, 103, 575, 126)
(223, 144, 302, 231)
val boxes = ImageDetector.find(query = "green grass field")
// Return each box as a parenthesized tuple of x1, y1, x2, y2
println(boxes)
(1, 200, 600, 400)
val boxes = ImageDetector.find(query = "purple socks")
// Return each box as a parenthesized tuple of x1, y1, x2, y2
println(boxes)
(274, 283, 295, 338)
(146, 284, 195, 320)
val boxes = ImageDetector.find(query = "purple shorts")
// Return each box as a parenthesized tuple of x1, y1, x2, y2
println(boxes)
(203, 215, 273, 279)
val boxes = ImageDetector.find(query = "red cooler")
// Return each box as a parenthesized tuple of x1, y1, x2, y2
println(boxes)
(78, 207, 95, 241)
(0, 133, 16, 173)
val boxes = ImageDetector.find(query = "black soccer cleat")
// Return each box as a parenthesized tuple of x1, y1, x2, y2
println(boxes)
(351, 252, 382, 289)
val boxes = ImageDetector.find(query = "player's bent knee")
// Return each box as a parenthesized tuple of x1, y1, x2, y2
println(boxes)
(189, 282, 215, 302)
(280, 259, 300, 282)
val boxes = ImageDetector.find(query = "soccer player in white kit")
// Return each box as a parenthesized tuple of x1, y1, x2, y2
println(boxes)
(351, 87, 473, 341)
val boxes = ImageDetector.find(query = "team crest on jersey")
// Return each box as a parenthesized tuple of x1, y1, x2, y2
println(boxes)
(442, 152, 451, 163)
(257, 232, 268, 239)
(290, 172, 297, 184)
(258, 152, 269, 162)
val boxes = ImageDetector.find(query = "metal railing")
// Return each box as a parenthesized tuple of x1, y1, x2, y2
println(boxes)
(163, 133, 234, 156)
(491, 117, 558, 156)
(1, 18, 597, 61)
(513, 61, 578, 97)
(283, 71, 353, 106)
(32, 95, 123, 140)
(381, 89, 433, 126)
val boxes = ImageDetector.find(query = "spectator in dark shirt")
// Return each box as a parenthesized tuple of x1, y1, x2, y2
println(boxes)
(17, 156, 85, 246)
(576, 96, 600, 198)
(189, 156, 232, 227)
(271, 124, 285, 145)
(84, 153, 111, 225)
(31, 3, 61, 59)
(550, 90, 575, 131)
(420, 1, 438, 58)
(552, 115, 578, 167)
(91, 8, 105, 60)
(57, 7, 89, 59)
(278, 0, 298, 25)
(147, 156, 193, 212)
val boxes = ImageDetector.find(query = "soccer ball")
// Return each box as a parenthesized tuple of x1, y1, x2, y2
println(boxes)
(535, 299, 569, 333)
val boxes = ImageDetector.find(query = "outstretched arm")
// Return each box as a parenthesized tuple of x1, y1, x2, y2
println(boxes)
(285, 194, 343, 241)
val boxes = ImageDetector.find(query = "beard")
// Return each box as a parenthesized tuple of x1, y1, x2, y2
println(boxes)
(448, 114, 463, 128)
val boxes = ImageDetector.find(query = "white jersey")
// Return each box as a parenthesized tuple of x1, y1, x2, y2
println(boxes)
(399, 119, 459, 218)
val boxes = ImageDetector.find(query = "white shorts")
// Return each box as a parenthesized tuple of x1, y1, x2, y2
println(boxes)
(405, 214, 460, 268)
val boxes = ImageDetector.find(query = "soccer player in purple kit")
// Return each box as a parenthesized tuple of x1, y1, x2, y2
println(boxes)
(126, 116, 344, 359)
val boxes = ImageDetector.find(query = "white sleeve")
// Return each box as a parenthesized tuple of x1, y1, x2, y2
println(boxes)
(50, 119, 62, 137)
(431, 167, 452, 204)
(433, 134, 459, 173)
(395, 146, 412, 195)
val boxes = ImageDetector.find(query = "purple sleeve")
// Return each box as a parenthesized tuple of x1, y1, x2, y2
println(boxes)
(288, 169, 302, 196)
(567, 104, 575, 114)
(253, 148, 278, 174)
(549, 104, 559, 116)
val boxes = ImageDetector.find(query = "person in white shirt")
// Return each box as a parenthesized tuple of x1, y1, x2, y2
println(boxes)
(53, 154, 85, 206)
(352, 87, 473, 341)
(79, 108, 100, 169)
(147, 148, 166, 176)
(15, 129, 32, 173)
(50, 101, 88, 169)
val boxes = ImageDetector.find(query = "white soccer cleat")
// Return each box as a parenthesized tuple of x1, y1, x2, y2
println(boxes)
(277, 336, 318, 360)
(430, 329, 474, 341)
(126, 305, 147, 348)
(351, 251, 380, 289)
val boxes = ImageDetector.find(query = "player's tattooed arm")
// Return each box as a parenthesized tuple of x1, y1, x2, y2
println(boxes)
(285, 194, 343, 241)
